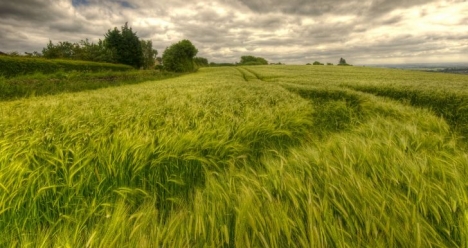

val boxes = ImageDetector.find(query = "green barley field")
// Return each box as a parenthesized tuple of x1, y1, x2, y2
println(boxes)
(1, 65, 468, 247)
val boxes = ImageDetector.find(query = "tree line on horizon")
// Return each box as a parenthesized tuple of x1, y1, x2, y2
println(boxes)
(306, 58, 351, 66)
(1, 23, 207, 72)
(32, 23, 158, 69)
(1, 23, 351, 72)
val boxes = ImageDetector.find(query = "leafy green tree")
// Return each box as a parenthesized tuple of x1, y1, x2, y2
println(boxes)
(104, 23, 143, 68)
(255, 57, 268, 65)
(73, 39, 106, 62)
(240, 55, 256, 64)
(120, 23, 143, 68)
(194, 57, 209, 67)
(42, 41, 59, 58)
(42, 39, 113, 62)
(338, 58, 351, 66)
(240, 55, 268, 65)
(41, 23, 145, 66)
(94, 40, 115, 63)
(103, 28, 122, 63)
(42, 41, 78, 59)
(162, 40, 198, 72)
(313, 61, 324, 65)
(140, 40, 158, 69)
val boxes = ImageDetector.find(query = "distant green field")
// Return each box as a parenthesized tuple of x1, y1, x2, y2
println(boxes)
(0, 66, 467, 247)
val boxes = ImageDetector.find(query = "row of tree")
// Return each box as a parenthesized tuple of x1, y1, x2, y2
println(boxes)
(42, 23, 157, 69)
(4, 22, 351, 72)
(307, 58, 351, 66)
(40, 23, 209, 72)
(307, 61, 332, 65)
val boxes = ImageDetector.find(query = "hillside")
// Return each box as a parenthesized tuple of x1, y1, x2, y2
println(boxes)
(0, 66, 467, 247)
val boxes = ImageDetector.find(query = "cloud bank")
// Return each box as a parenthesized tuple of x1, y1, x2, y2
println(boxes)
(1, 0, 467, 64)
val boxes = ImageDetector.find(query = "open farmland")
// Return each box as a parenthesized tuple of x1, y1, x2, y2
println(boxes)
(1, 66, 468, 247)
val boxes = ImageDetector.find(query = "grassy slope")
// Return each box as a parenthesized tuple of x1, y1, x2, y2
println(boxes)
(0, 66, 467, 247)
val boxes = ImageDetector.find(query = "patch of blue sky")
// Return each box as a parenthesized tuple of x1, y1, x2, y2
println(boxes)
(72, 0, 89, 7)
(72, 0, 133, 8)
(120, 1, 134, 8)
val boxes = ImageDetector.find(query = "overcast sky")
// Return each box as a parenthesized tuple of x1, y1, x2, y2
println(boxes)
(1, 0, 467, 64)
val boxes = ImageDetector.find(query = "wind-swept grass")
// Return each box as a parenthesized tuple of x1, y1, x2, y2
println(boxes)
(245, 65, 468, 139)
(0, 66, 467, 247)
(344, 84, 468, 139)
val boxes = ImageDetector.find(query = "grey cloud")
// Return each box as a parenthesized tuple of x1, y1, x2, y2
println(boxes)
(0, 25, 47, 52)
(135, 26, 168, 40)
(295, 22, 355, 43)
(1, 26, 29, 40)
(162, 0, 466, 64)
(236, 0, 351, 16)
(248, 38, 298, 46)
(0, 0, 106, 51)
(0, 0, 66, 22)
(379, 16, 403, 25)
(368, 0, 432, 15)
(49, 21, 86, 33)
(235, 0, 442, 22)
(180, 24, 233, 43)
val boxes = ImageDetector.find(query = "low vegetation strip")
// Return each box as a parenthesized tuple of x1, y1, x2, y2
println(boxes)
(281, 83, 369, 136)
(241, 65, 468, 140)
(0, 66, 467, 247)
(0, 56, 133, 78)
(344, 84, 468, 139)
(0, 70, 179, 101)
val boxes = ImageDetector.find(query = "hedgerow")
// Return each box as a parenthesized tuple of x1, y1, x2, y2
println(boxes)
(0, 56, 133, 78)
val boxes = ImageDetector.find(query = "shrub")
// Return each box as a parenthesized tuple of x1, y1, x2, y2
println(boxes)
(239, 55, 268, 65)
(162, 40, 198, 72)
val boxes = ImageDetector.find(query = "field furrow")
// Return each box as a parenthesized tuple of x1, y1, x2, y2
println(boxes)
(0, 66, 467, 247)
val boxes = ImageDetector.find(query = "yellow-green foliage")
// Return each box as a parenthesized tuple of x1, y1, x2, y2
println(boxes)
(0, 66, 467, 247)
(0, 56, 133, 78)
